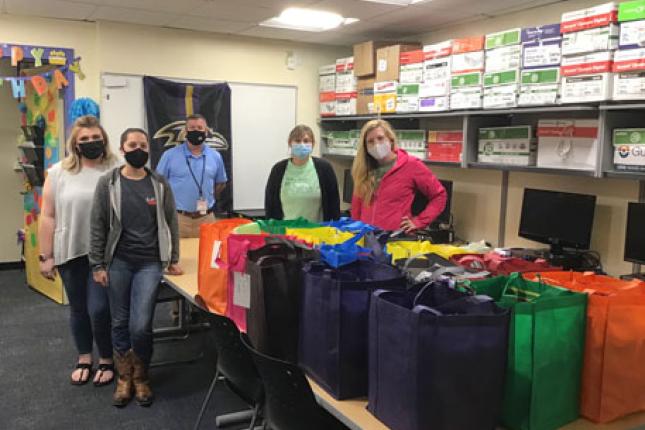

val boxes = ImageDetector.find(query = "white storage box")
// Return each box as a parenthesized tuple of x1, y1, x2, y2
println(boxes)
(561, 73, 612, 102)
(450, 87, 482, 110)
(478, 126, 536, 165)
(619, 20, 645, 49)
(613, 128, 645, 171)
(419, 96, 450, 112)
(561, 24, 619, 55)
(423, 56, 451, 96)
(522, 39, 562, 69)
(451, 51, 485, 73)
(518, 68, 561, 106)
(483, 84, 519, 109)
(613, 71, 645, 99)
(423, 40, 453, 59)
(319, 64, 336, 93)
(485, 45, 522, 72)
(560, 50, 614, 76)
(561, 2, 618, 33)
(335, 93, 357, 116)
(536, 119, 599, 170)
(396, 83, 420, 113)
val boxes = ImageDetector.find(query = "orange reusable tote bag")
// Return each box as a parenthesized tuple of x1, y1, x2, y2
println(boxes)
(198, 218, 251, 314)
(524, 271, 645, 423)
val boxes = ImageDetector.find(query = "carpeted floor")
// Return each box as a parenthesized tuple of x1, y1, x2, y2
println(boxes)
(0, 269, 251, 430)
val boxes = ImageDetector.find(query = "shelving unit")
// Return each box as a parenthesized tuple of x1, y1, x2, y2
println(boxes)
(320, 103, 645, 180)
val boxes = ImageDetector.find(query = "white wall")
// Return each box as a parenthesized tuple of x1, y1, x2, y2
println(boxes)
(0, 14, 348, 262)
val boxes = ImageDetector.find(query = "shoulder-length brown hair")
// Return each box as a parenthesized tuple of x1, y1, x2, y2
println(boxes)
(61, 115, 116, 173)
(351, 119, 398, 202)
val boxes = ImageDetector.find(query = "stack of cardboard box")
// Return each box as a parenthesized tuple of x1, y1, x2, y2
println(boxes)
(519, 24, 562, 106)
(560, 2, 618, 103)
(483, 28, 522, 108)
(352, 41, 421, 114)
(613, 0, 645, 100)
(450, 36, 485, 110)
(335, 57, 357, 116)
(420, 41, 452, 112)
(319, 64, 336, 117)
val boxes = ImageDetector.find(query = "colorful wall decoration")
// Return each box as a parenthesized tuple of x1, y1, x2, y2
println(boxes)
(3, 42, 78, 304)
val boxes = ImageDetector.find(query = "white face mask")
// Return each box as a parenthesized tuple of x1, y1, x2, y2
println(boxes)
(367, 141, 392, 160)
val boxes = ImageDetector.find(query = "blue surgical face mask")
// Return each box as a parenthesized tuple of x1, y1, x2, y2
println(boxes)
(291, 142, 313, 160)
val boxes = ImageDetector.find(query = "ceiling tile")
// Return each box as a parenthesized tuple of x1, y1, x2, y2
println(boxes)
(309, 0, 401, 20)
(74, 0, 206, 14)
(5, 0, 96, 20)
(188, 1, 279, 23)
(89, 6, 176, 26)
(167, 16, 254, 34)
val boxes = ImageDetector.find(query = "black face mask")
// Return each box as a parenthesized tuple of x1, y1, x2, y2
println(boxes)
(186, 130, 207, 146)
(124, 148, 149, 169)
(77, 140, 105, 160)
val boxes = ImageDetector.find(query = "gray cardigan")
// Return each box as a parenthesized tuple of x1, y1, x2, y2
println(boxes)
(89, 166, 180, 270)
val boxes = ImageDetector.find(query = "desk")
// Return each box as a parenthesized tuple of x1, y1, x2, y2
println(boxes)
(164, 238, 200, 306)
(166, 238, 645, 430)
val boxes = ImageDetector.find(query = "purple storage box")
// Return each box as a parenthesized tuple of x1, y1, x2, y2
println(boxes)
(521, 23, 561, 43)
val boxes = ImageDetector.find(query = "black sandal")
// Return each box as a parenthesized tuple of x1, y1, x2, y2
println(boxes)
(93, 362, 115, 387)
(70, 362, 93, 386)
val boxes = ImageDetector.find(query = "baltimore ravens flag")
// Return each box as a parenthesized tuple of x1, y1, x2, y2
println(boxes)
(143, 76, 232, 212)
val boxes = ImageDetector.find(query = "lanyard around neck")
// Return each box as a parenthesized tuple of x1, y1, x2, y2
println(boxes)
(185, 155, 206, 198)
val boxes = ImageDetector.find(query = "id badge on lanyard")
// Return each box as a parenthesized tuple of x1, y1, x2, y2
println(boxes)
(186, 156, 207, 214)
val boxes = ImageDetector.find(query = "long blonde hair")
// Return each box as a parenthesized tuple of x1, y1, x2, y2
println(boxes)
(351, 119, 398, 202)
(61, 115, 116, 173)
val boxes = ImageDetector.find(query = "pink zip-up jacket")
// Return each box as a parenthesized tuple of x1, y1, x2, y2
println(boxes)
(351, 149, 447, 231)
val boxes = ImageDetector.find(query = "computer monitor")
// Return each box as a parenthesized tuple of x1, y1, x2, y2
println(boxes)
(624, 202, 645, 265)
(343, 169, 353, 204)
(411, 179, 453, 225)
(519, 188, 596, 252)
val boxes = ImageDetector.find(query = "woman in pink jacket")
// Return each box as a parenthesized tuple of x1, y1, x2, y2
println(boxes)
(351, 119, 447, 233)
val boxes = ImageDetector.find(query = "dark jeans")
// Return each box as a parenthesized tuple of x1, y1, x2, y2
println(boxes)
(57, 255, 112, 359)
(107, 257, 162, 365)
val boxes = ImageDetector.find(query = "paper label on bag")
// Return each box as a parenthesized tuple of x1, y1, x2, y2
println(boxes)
(233, 272, 251, 309)
(210, 240, 222, 269)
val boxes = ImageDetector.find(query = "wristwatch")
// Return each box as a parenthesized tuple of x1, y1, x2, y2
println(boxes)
(38, 253, 53, 263)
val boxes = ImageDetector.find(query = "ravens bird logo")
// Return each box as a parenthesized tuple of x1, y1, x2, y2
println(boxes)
(153, 120, 229, 152)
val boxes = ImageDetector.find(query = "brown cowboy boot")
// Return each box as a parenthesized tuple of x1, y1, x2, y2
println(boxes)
(113, 350, 133, 407)
(131, 351, 154, 406)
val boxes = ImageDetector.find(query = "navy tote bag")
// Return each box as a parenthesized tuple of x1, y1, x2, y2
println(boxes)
(299, 260, 406, 400)
(368, 283, 511, 430)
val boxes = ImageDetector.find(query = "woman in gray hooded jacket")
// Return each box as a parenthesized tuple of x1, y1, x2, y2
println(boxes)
(90, 127, 182, 408)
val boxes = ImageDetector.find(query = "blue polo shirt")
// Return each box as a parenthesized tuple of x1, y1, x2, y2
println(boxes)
(156, 142, 227, 212)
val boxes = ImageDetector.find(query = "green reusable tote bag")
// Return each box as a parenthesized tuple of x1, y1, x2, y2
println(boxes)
(467, 273, 587, 430)
(255, 217, 320, 235)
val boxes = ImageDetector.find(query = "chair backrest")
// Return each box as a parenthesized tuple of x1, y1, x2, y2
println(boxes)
(206, 313, 264, 406)
(240, 333, 329, 430)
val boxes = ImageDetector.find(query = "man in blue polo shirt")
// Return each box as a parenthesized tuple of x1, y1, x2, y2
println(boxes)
(156, 113, 227, 238)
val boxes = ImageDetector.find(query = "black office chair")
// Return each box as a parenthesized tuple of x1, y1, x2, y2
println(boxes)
(240, 333, 346, 430)
(194, 313, 264, 430)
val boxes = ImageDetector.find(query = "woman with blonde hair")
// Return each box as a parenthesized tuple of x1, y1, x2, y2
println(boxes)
(39, 115, 119, 386)
(351, 119, 446, 232)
